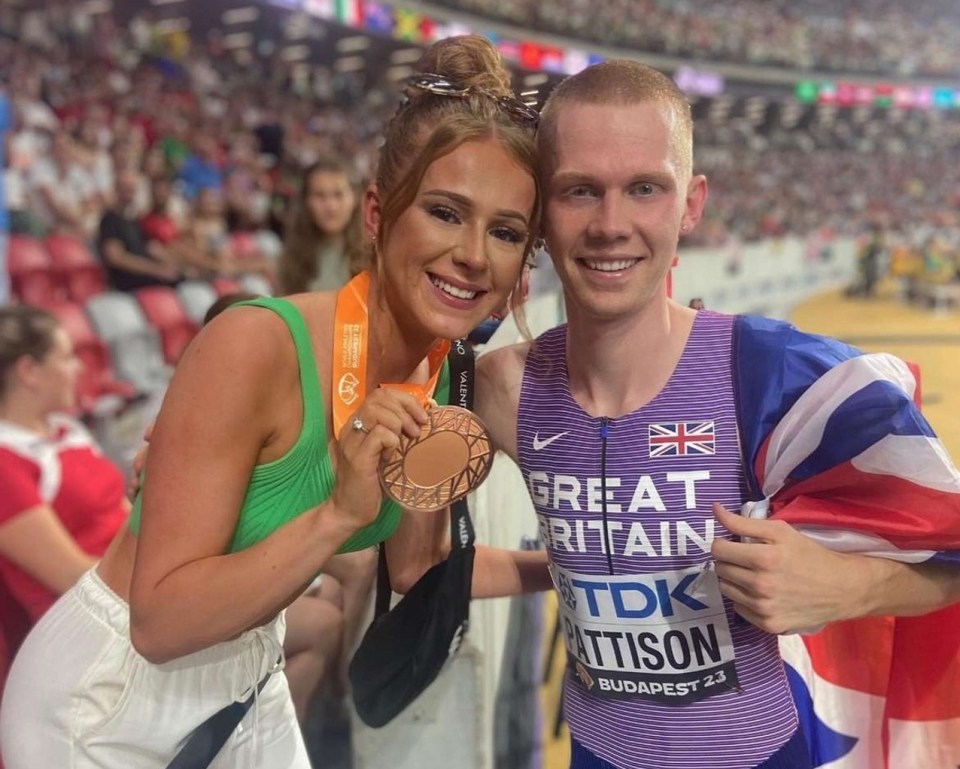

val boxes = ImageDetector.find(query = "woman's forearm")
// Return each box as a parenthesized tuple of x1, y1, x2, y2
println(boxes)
(129, 501, 358, 663)
(0, 506, 99, 596)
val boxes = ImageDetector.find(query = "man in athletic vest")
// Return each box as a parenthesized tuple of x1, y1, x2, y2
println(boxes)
(464, 60, 960, 769)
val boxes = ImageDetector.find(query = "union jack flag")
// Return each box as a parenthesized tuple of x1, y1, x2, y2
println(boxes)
(648, 421, 716, 457)
(734, 314, 960, 768)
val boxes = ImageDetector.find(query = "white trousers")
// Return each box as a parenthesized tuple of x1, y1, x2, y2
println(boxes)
(0, 569, 311, 769)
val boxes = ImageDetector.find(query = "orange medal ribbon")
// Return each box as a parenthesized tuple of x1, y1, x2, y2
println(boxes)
(331, 271, 451, 439)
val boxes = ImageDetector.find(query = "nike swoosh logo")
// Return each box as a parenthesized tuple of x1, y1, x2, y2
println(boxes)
(533, 431, 569, 451)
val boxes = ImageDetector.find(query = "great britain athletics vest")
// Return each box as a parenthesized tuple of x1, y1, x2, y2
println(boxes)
(518, 311, 797, 769)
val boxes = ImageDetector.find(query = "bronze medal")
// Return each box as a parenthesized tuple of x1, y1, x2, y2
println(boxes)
(379, 406, 493, 512)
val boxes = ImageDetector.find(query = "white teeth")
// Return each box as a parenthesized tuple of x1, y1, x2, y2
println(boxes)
(431, 276, 477, 300)
(584, 259, 637, 272)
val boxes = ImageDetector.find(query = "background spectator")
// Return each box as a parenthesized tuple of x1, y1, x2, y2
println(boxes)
(0, 306, 129, 681)
(97, 166, 182, 290)
(279, 158, 368, 294)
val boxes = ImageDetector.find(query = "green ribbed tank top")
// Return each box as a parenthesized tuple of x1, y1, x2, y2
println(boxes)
(129, 297, 450, 553)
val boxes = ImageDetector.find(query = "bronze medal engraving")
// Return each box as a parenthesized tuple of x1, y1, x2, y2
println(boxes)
(379, 406, 493, 512)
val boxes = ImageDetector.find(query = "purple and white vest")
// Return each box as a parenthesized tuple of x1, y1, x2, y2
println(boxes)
(518, 311, 797, 769)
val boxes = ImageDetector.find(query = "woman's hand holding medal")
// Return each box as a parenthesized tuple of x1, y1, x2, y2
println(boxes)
(330, 389, 429, 530)
(330, 388, 496, 528)
(329, 272, 493, 523)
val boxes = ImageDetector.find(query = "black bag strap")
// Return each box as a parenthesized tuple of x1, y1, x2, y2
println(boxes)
(375, 541, 392, 616)
(165, 670, 271, 769)
(448, 337, 474, 411)
(374, 338, 476, 618)
(444, 338, 477, 557)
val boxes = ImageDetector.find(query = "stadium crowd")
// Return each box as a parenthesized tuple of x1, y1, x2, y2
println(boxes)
(434, 0, 960, 77)
(2, 3, 958, 319)
(4, 5, 959, 256)
(1, 6, 394, 290)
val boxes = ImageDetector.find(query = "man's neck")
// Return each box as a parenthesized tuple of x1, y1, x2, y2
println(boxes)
(118, 201, 138, 219)
(564, 300, 696, 418)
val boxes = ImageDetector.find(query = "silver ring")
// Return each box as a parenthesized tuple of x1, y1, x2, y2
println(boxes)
(352, 417, 369, 434)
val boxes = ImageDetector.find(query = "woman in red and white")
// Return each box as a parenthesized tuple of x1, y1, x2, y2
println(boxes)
(0, 305, 129, 641)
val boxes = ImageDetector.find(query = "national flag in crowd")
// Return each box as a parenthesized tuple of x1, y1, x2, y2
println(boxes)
(394, 9, 426, 42)
(361, 2, 394, 35)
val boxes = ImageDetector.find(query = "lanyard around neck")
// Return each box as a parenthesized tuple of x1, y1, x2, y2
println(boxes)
(331, 270, 451, 439)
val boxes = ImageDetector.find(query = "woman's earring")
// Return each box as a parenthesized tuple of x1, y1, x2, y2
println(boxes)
(526, 237, 545, 268)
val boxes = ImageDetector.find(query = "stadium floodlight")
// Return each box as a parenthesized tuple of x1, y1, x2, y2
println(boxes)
(154, 17, 190, 33)
(221, 32, 255, 49)
(387, 65, 415, 82)
(280, 45, 311, 62)
(222, 7, 260, 25)
(336, 36, 371, 52)
(334, 55, 366, 72)
(390, 48, 425, 65)
(82, 0, 113, 14)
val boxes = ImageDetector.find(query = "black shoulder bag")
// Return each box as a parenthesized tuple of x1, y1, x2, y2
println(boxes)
(348, 338, 477, 728)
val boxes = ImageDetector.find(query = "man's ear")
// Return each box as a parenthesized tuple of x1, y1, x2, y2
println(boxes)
(681, 174, 709, 233)
(362, 184, 382, 242)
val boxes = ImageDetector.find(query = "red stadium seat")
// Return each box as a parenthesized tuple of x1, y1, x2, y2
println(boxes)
(7, 235, 63, 305)
(229, 231, 259, 260)
(212, 277, 243, 297)
(44, 234, 108, 303)
(0, 577, 31, 769)
(135, 286, 200, 364)
(85, 292, 170, 394)
(43, 302, 138, 414)
(0, 574, 32, 723)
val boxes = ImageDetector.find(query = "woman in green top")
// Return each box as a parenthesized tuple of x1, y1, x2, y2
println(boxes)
(1, 35, 546, 769)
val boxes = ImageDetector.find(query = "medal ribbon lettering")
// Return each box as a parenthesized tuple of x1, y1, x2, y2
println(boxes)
(332, 270, 450, 438)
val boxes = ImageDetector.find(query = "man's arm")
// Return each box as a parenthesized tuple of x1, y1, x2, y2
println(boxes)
(37, 183, 85, 233)
(730, 321, 960, 633)
(472, 545, 552, 596)
(101, 237, 179, 281)
(711, 503, 960, 634)
(385, 342, 552, 597)
(473, 343, 552, 594)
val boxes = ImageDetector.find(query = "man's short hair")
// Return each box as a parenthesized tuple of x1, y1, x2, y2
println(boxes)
(538, 60, 694, 178)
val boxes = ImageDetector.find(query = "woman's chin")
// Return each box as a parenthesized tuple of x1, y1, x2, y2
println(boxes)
(430, 310, 494, 343)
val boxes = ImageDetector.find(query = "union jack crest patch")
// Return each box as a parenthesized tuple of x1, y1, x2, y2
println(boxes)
(648, 421, 716, 457)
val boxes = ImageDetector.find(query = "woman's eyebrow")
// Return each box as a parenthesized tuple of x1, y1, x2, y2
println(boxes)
(422, 189, 529, 224)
